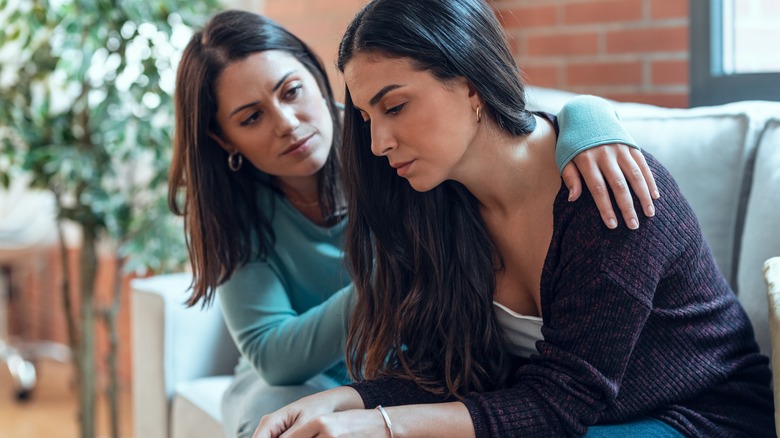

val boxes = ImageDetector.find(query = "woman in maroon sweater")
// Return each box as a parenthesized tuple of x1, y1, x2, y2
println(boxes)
(252, 0, 774, 437)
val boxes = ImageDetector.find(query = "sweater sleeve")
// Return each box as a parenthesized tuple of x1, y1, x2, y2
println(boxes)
(555, 95, 639, 172)
(218, 261, 355, 385)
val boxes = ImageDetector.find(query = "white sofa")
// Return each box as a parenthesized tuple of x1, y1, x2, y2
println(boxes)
(132, 87, 780, 438)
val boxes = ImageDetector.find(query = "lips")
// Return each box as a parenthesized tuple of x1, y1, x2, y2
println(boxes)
(390, 159, 414, 177)
(281, 133, 314, 155)
(390, 160, 413, 169)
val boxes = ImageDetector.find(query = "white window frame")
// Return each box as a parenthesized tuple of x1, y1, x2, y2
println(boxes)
(690, 0, 780, 106)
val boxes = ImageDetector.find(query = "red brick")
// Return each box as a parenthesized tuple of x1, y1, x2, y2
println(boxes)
(565, 0, 643, 24)
(498, 5, 558, 29)
(651, 60, 689, 85)
(567, 61, 643, 86)
(265, 0, 307, 18)
(507, 35, 522, 57)
(606, 26, 688, 53)
(604, 92, 690, 108)
(311, 0, 365, 14)
(650, 0, 689, 19)
(527, 32, 600, 56)
(521, 64, 560, 88)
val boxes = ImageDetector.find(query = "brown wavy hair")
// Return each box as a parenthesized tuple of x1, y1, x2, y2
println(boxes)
(168, 10, 343, 307)
(338, 0, 537, 398)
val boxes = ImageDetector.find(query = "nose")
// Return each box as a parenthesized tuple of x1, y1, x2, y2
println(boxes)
(369, 121, 395, 156)
(274, 105, 300, 137)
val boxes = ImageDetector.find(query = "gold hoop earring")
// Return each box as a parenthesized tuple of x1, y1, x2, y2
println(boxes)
(228, 151, 243, 172)
(476, 106, 482, 123)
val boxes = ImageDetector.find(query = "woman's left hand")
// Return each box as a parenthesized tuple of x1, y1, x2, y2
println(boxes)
(252, 387, 365, 438)
(562, 143, 659, 230)
(278, 409, 389, 438)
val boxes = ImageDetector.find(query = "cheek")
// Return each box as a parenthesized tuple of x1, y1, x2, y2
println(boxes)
(313, 99, 334, 142)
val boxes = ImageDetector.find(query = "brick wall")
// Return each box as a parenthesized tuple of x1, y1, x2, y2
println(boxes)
(262, 0, 367, 101)
(256, 0, 691, 108)
(494, 0, 689, 107)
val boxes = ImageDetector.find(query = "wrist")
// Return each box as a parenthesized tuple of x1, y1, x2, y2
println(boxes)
(331, 386, 365, 411)
(376, 405, 395, 438)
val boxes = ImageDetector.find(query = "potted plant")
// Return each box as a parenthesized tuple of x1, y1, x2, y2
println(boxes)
(0, 0, 218, 436)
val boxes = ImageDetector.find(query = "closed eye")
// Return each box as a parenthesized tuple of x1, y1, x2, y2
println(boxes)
(241, 111, 262, 126)
(385, 102, 406, 115)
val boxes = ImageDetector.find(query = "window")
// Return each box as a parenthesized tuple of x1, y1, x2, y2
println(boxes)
(690, 0, 780, 106)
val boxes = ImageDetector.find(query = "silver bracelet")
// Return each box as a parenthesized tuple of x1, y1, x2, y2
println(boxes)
(376, 405, 395, 438)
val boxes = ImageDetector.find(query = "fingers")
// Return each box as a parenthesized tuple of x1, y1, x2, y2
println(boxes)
(617, 150, 655, 220)
(253, 419, 273, 438)
(561, 162, 583, 202)
(253, 412, 291, 438)
(631, 147, 660, 200)
(600, 159, 640, 230)
(279, 417, 323, 438)
(575, 155, 619, 229)
(570, 144, 659, 230)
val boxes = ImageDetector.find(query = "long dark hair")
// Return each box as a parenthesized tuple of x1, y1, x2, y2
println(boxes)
(338, 0, 537, 398)
(169, 10, 343, 307)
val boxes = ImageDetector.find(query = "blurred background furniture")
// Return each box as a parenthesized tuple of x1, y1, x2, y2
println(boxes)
(0, 178, 70, 400)
(132, 273, 239, 438)
(764, 257, 780, 433)
(131, 86, 780, 438)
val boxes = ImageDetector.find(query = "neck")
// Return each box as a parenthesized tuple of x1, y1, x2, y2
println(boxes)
(277, 175, 320, 207)
(454, 114, 560, 217)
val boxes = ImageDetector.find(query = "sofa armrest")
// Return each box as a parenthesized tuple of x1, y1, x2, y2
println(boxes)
(132, 273, 240, 438)
(763, 257, 780, 434)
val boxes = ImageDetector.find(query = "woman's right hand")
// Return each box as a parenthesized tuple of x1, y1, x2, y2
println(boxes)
(252, 387, 364, 438)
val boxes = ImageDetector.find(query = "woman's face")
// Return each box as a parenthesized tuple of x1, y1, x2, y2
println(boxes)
(343, 54, 480, 192)
(212, 50, 334, 180)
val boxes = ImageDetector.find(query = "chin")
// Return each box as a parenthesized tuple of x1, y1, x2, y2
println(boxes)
(406, 177, 439, 193)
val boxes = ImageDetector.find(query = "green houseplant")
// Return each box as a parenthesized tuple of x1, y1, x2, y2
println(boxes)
(0, 0, 218, 436)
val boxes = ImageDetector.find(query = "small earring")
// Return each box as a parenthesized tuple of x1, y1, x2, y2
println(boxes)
(476, 105, 482, 123)
(228, 150, 243, 172)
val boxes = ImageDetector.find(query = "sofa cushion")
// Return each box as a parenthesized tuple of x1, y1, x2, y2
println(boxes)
(171, 376, 233, 438)
(738, 120, 780, 354)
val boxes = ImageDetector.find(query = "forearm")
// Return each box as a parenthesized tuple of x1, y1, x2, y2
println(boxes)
(247, 285, 355, 384)
(384, 402, 474, 438)
(220, 262, 355, 385)
(349, 377, 452, 408)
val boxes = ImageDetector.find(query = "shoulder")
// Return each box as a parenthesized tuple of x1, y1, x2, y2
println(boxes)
(551, 152, 703, 281)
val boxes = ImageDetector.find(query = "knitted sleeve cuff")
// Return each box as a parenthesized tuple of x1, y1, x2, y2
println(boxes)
(555, 95, 639, 173)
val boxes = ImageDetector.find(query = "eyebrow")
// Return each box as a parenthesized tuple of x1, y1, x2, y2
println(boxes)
(228, 71, 296, 117)
(369, 84, 404, 107)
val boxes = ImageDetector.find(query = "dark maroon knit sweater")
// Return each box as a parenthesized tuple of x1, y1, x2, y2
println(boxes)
(349, 152, 775, 437)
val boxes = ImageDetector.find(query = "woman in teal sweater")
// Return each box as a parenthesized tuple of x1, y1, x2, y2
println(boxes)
(168, 10, 657, 438)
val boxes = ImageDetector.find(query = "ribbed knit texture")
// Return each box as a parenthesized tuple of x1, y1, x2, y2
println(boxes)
(350, 153, 775, 437)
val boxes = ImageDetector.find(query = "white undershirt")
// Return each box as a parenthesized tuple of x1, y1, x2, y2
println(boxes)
(492, 301, 544, 358)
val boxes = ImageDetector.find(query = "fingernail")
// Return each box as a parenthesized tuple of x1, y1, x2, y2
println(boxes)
(629, 218, 639, 230)
(653, 189, 660, 199)
(568, 193, 574, 202)
(608, 218, 617, 229)
(647, 205, 655, 217)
